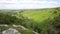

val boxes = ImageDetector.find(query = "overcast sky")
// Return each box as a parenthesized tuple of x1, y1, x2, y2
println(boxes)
(0, 0, 59, 9)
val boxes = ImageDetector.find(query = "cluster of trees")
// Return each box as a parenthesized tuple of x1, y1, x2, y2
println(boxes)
(0, 13, 17, 24)
(47, 8, 60, 34)
(0, 12, 28, 25)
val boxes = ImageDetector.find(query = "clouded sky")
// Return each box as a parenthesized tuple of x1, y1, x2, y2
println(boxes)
(0, 0, 59, 9)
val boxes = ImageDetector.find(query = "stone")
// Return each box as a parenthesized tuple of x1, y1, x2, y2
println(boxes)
(20, 26, 28, 30)
(13, 25, 28, 30)
(2, 28, 21, 34)
(33, 31, 39, 34)
(0, 24, 8, 27)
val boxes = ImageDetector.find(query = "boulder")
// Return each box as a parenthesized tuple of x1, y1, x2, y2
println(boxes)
(2, 28, 21, 34)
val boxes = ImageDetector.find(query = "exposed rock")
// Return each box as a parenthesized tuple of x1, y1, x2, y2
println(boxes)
(33, 31, 39, 34)
(20, 26, 28, 30)
(2, 28, 21, 34)
(13, 25, 28, 30)
(0, 24, 8, 27)
(13, 24, 20, 27)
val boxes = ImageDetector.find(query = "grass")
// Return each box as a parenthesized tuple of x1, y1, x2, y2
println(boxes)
(22, 10, 54, 22)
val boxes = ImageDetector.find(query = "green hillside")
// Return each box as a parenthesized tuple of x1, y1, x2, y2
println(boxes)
(0, 7, 60, 34)
(22, 7, 60, 34)
(22, 10, 53, 22)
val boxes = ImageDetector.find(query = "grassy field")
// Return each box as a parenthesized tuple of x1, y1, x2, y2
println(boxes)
(22, 10, 54, 22)
(21, 8, 59, 34)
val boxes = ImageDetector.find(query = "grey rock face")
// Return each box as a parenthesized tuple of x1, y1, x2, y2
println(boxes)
(33, 31, 39, 34)
(13, 25, 28, 30)
(2, 28, 21, 34)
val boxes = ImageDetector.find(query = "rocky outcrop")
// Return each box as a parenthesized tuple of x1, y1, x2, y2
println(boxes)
(2, 28, 21, 34)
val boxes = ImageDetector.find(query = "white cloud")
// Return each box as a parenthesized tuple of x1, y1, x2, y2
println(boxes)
(0, 0, 59, 9)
